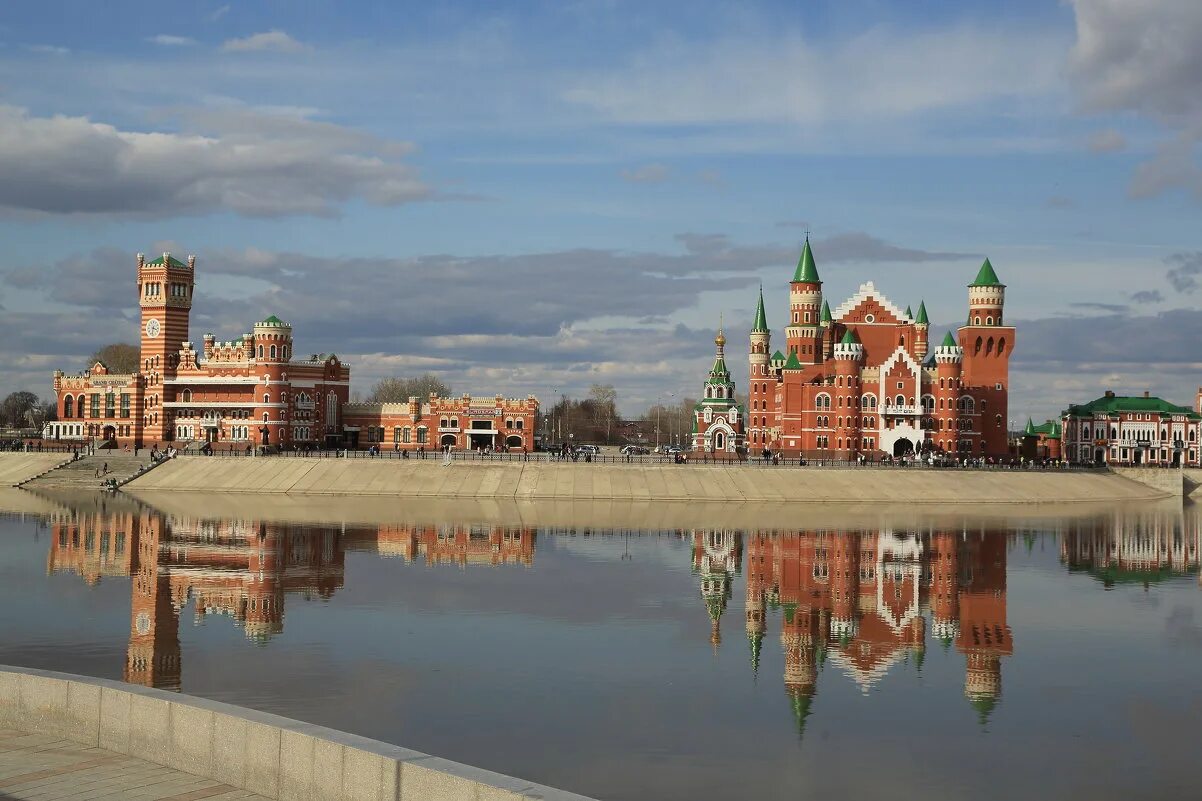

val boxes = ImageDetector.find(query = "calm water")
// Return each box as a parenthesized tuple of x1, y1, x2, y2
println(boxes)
(0, 491, 1199, 801)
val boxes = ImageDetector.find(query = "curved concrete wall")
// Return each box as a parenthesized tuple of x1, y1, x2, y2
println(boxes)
(0, 666, 594, 801)
(0, 453, 70, 486)
(125, 456, 1171, 504)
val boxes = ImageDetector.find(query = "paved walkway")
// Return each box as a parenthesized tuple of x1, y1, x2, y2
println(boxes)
(0, 728, 266, 801)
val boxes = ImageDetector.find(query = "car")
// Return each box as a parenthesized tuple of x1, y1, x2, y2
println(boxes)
(576, 444, 602, 455)
(620, 445, 650, 455)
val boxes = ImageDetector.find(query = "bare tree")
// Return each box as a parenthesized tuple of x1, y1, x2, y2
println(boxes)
(88, 343, 139, 374)
(368, 374, 452, 403)
(588, 384, 618, 444)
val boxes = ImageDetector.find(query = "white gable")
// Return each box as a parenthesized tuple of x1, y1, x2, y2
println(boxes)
(878, 346, 922, 385)
(830, 281, 913, 324)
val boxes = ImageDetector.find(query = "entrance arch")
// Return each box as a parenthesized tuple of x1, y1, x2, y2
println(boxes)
(506, 435, 522, 448)
(441, 434, 457, 447)
(893, 438, 914, 457)
(715, 431, 726, 451)
(102, 425, 117, 443)
(1094, 448, 1105, 464)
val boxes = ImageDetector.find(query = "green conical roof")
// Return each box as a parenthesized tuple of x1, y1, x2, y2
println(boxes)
(771, 350, 785, 362)
(752, 288, 768, 333)
(259, 314, 286, 326)
(1024, 418, 1036, 436)
(792, 238, 820, 283)
(820, 300, 832, 323)
(783, 351, 803, 370)
(904, 305, 913, 318)
(940, 331, 957, 348)
(839, 328, 858, 345)
(915, 301, 929, 325)
(970, 258, 1003, 287)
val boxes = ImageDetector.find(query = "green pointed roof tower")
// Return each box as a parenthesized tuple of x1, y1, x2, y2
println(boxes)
(904, 305, 913, 318)
(1024, 418, 1036, 436)
(820, 300, 832, 324)
(970, 258, 1003, 287)
(915, 301, 929, 325)
(792, 237, 821, 283)
(940, 330, 957, 348)
(752, 287, 769, 333)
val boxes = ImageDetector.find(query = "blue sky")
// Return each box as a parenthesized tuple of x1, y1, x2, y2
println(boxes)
(0, 0, 1199, 421)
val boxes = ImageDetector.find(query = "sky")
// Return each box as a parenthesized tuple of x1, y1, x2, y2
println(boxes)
(0, 0, 1199, 421)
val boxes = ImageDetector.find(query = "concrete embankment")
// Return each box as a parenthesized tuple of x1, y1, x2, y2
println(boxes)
(0, 453, 70, 486)
(0, 665, 593, 801)
(124, 456, 1171, 504)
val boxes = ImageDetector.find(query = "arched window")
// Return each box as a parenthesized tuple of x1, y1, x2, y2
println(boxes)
(1083, 425, 1091, 439)
(986, 337, 994, 355)
(974, 336, 983, 355)
(257, 345, 264, 359)
(816, 393, 830, 410)
(997, 337, 1007, 356)
(705, 386, 713, 399)
(895, 394, 905, 406)
(516, 419, 523, 430)
(899, 335, 905, 347)
(974, 316, 981, 325)
(270, 344, 277, 359)
(64, 396, 73, 417)
(451, 417, 459, 428)
(440, 417, 448, 428)
(716, 387, 724, 399)
(263, 393, 270, 404)
(262, 412, 269, 422)
(182, 389, 192, 402)
(402, 427, 412, 443)
(986, 316, 993, 325)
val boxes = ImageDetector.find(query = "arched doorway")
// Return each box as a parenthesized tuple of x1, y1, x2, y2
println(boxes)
(102, 425, 117, 443)
(893, 438, 914, 458)
(441, 434, 457, 447)
(506, 435, 522, 448)
(714, 431, 726, 451)
(1094, 448, 1105, 465)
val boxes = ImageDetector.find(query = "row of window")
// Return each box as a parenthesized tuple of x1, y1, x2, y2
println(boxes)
(63, 394, 131, 419)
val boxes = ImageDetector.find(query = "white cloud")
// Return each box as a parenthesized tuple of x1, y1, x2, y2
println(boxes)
(0, 105, 432, 217)
(222, 30, 308, 53)
(209, 4, 231, 22)
(563, 25, 1064, 128)
(147, 35, 195, 47)
(1087, 128, 1127, 153)
(25, 44, 68, 55)
(619, 163, 669, 183)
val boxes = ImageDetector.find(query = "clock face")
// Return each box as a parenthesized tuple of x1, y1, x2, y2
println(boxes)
(135, 612, 151, 636)
(145, 318, 161, 339)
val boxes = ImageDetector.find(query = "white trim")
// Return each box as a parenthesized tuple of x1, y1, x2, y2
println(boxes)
(830, 281, 912, 324)
(163, 402, 284, 409)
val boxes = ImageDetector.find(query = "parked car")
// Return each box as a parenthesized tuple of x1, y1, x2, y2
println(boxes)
(620, 445, 650, 455)
(577, 444, 602, 455)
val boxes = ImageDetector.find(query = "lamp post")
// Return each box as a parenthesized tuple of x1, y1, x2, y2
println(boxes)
(655, 395, 662, 450)
(667, 392, 675, 450)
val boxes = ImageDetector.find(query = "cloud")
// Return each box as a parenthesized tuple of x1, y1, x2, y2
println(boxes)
(1047, 195, 1075, 209)
(1068, 1, 1202, 201)
(563, 25, 1063, 128)
(1165, 251, 1202, 292)
(147, 35, 195, 47)
(620, 163, 670, 183)
(1087, 128, 1127, 153)
(1130, 289, 1164, 303)
(811, 232, 973, 264)
(222, 30, 307, 53)
(209, 4, 231, 22)
(26, 44, 69, 55)
(1068, 302, 1127, 313)
(0, 105, 432, 217)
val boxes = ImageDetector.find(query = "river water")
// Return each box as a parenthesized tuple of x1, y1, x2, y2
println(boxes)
(0, 490, 1198, 801)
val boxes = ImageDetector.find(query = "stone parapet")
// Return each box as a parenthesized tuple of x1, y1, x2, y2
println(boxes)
(0, 665, 595, 801)
(1110, 466, 1184, 499)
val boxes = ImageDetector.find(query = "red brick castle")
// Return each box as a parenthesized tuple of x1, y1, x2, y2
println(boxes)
(740, 239, 1014, 459)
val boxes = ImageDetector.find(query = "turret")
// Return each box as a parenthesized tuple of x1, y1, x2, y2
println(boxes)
(968, 258, 1005, 327)
(785, 238, 823, 363)
(748, 288, 773, 450)
(934, 331, 963, 453)
(914, 301, 930, 360)
(833, 328, 864, 363)
(202, 333, 215, 360)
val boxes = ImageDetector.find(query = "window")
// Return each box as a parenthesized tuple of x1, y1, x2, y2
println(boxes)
(90, 394, 100, 417)
(64, 396, 73, 417)
(417, 427, 428, 444)
(393, 427, 402, 443)
(986, 316, 993, 325)
(270, 344, 277, 359)
(257, 345, 264, 359)
(403, 427, 412, 444)
(120, 394, 130, 418)
(263, 393, 270, 404)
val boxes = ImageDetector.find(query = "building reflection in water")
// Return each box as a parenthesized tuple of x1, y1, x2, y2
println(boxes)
(45, 503, 535, 691)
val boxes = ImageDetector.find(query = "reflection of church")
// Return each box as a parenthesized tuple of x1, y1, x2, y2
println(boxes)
(46, 505, 536, 690)
(1060, 505, 1200, 588)
(722, 527, 1013, 734)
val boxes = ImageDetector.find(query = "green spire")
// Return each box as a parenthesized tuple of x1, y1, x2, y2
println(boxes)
(839, 328, 858, 345)
(915, 301, 929, 325)
(771, 350, 785, 362)
(940, 331, 957, 348)
(820, 300, 832, 323)
(792, 237, 820, 283)
(1024, 418, 1036, 436)
(904, 305, 913, 318)
(970, 258, 1003, 287)
(752, 287, 768, 333)
(783, 351, 803, 370)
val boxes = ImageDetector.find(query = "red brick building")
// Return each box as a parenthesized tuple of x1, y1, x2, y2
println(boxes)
(342, 393, 539, 452)
(746, 239, 1014, 459)
(45, 252, 350, 449)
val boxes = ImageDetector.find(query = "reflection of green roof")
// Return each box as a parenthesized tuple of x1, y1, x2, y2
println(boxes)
(781, 602, 797, 624)
(1069, 564, 1191, 587)
(145, 254, 187, 268)
(970, 258, 1003, 287)
(915, 300, 929, 325)
(752, 288, 769, 333)
(704, 594, 725, 622)
(968, 693, 998, 725)
(749, 631, 763, 676)
(792, 238, 820, 283)
(783, 351, 803, 370)
(787, 688, 814, 740)
(1064, 395, 1199, 419)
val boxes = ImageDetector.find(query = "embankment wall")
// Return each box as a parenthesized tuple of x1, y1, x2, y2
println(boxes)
(0, 453, 70, 486)
(0, 665, 593, 801)
(124, 456, 1170, 504)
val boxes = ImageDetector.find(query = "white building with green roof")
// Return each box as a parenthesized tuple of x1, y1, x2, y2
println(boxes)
(691, 325, 745, 454)
(1061, 390, 1200, 466)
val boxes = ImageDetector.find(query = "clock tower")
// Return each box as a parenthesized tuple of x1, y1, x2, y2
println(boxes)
(137, 251, 194, 445)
